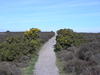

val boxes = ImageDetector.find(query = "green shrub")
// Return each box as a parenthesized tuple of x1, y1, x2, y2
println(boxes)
(0, 28, 41, 61)
(55, 29, 85, 52)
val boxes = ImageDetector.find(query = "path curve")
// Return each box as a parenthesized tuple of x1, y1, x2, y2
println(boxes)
(34, 36, 59, 75)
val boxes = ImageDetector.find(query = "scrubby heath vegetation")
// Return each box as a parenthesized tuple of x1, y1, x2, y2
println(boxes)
(0, 28, 41, 61)
(0, 28, 55, 75)
(55, 29, 100, 75)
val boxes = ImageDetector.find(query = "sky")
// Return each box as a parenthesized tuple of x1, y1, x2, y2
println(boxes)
(0, 0, 100, 32)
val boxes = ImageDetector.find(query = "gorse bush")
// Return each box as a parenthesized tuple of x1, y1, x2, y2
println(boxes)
(0, 28, 41, 61)
(57, 29, 74, 36)
(55, 29, 85, 52)
(24, 28, 41, 40)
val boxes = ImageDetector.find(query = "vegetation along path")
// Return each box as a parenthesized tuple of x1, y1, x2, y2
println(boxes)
(34, 35, 59, 75)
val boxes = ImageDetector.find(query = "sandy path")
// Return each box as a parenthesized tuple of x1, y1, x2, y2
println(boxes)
(34, 36, 59, 75)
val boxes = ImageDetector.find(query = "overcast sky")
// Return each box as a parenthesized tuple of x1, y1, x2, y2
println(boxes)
(0, 0, 100, 32)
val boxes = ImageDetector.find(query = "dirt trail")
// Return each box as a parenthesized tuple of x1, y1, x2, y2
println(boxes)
(34, 36, 59, 75)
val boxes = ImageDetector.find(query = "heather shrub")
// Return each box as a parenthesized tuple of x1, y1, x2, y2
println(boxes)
(81, 66, 100, 75)
(38, 32, 55, 43)
(76, 42, 100, 61)
(67, 46, 78, 53)
(64, 59, 95, 75)
(0, 62, 21, 75)
(57, 50, 74, 61)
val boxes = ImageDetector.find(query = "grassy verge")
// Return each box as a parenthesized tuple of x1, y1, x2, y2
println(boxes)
(21, 54, 38, 75)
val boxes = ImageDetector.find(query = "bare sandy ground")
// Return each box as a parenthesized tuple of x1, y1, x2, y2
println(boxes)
(34, 36, 59, 75)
